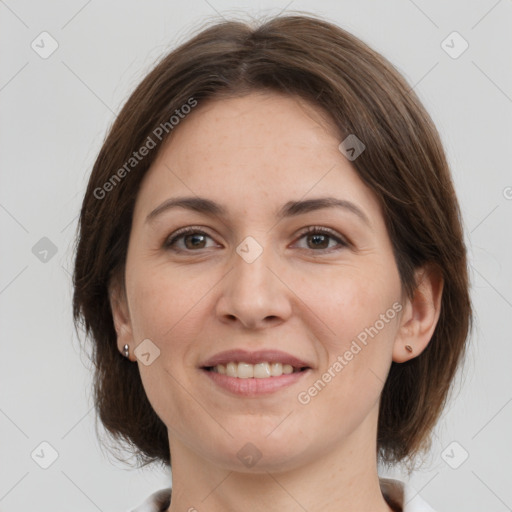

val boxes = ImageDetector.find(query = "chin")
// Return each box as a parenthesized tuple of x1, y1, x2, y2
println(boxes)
(205, 432, 308, 474)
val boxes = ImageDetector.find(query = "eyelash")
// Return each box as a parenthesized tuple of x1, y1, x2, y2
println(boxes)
(163, 225, 350, 254)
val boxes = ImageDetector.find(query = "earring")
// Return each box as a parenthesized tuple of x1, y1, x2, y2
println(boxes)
(122, 344, 130, 358)
(405, 345, 413, 353)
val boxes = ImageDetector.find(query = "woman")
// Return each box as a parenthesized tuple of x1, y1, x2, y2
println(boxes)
(72, 13, 472, 512)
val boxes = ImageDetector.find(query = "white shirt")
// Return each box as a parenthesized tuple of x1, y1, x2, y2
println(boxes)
(128, 478, 436, 511)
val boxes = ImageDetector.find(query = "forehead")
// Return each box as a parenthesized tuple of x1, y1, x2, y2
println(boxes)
(133, 91, 381, 223)
(160, 92, 339, 178)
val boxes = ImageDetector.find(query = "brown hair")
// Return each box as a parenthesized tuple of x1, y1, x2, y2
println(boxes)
(72, 12, 472, 471)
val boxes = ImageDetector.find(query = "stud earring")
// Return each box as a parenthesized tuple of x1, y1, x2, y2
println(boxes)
(122, 344, 130, 358)
(405, 345, 413, 353)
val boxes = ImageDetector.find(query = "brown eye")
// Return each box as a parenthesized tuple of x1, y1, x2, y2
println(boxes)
(295, 227, 349, 252)
(183, 233, 208, 249)
(163, 226, 349, 254)
(164, 228, 216, 251)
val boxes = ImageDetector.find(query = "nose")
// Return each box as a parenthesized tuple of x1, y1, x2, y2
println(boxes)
(215, 237, 293, 330)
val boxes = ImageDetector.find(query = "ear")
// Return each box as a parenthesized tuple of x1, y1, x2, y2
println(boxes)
(108, 273, 136, 362)
(393, 263, 444, 363)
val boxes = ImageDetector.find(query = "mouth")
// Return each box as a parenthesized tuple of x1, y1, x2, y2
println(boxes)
(199, 349, 313, 396)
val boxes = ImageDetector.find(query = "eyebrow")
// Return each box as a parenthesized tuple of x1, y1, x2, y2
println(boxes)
(145, 196, 371, 226)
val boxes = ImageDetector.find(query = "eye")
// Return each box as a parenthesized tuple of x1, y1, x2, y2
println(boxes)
(294, 226, 349, 252)
(163, 225, 350, 253)
(163, 227, 217, 252)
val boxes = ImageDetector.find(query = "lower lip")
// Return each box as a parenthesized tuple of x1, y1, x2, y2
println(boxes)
(201, 368, 311, 396)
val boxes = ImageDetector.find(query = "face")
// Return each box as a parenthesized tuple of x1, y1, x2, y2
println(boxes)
(112, 91, 409, 472)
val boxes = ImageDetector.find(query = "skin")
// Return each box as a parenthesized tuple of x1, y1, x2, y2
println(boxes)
(110, 91, 443, 512)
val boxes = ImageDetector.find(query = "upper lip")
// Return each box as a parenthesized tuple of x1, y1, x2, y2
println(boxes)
(200, 349, 313, 369)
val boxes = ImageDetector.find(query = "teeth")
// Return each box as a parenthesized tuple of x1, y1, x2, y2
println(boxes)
(211, 362, 300, 378)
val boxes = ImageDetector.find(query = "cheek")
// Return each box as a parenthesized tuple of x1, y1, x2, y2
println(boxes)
(295, 262, 401, 346)
(126, 259, 217, 343)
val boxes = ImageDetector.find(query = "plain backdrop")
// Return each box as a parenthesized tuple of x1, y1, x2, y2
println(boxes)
(1, 1, 511, 511)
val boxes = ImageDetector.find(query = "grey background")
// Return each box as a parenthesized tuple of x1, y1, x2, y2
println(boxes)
(1, 0, 511, 511)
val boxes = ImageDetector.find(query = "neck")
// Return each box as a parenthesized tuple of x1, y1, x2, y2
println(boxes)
(165, 406, 395, 512)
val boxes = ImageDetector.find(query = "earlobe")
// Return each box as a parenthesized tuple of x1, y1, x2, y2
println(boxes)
(108, 276, 135, 361)
(393, 264, 444, 363)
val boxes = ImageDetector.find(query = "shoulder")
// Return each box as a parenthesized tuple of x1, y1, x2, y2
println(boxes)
(380, 477, 437, 512)
(127, 487, 172, 512)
